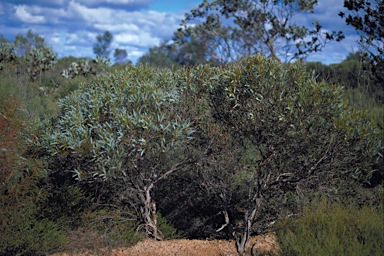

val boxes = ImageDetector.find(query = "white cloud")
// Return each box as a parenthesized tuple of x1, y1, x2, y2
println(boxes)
(115, 32, 160, 46)
(78, 0, 152, 4)
(68, 0, 114, 23)
(66, 33, 81, 44)
(93, 23, 140, 33)
(14, 5, 46, 23)
(129, 49, 145, 59)
(51, 43, 94, 59)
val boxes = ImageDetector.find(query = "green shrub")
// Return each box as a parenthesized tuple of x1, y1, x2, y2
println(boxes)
(0, 56, 91, 120)
(0, 212, 67, 255)
(0, 97, 67, 255)
(0, 41, 17, 70)
(61, 56, 110, 79)
(69, 206, 141, 251)
(156, 212, 185, 240)
(27, 45, 57, 83)
(276, 200, 384, 256)
(343, 87, 384, 128)
(31, 64, 194, 240)
(0, 63, 59, 119)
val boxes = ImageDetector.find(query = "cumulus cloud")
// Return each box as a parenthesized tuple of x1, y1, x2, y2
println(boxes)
(2, 0, 192, 63)
(115, 32, 160, 46)
(93, 23, 140, 33)
(78, 0, 152, 5)
(14, 5, 46, 23)
(68, 1, 115, 23)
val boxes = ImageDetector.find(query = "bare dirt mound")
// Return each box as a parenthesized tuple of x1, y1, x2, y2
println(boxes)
(53, 233, 279, 256)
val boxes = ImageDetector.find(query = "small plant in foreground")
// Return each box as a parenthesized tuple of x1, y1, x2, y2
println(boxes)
(275, 199, 384, 256)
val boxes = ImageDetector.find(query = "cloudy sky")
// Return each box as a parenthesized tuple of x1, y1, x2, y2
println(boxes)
(0, 0, 361, 64)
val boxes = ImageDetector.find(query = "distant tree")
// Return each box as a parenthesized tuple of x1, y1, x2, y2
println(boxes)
(138, 41, 180, 68)
(339, 0, 384, 62)
(61, 56, 111, 79)
(26, 46, 57, 83)
(14, 29, 45, 58)
(114, 48, 129, 64)
(0, 34, 8, 44)
(139, 39, 218, 68)
(176, 0, 344, 63)
(304, 61, 333, 82)
(170, 36, 213, 66)
(306, 52, 384, 103)
(93, 31, 113, 59)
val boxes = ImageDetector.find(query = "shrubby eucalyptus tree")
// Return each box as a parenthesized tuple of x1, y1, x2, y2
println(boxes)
(198, 55, 381, 254)
(29, 54, 381, 254)
(175, 0, 344, 63)
(32, 65, 195, 240)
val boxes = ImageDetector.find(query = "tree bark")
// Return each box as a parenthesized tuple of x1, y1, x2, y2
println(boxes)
(236, 207, 257, 255)
(139, 183, 163, 240)
(235, 192, 262, 255)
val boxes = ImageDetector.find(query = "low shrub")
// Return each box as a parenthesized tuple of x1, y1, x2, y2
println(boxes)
(275, 199, 384, 256)
(60, 205, 142, 253)
(0, 212, 67, 255)
(156, 212, 185, 240)
(0, 97, 67, 255)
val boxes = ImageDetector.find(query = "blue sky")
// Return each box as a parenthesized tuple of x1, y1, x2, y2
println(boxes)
(0, 0, 361, 64)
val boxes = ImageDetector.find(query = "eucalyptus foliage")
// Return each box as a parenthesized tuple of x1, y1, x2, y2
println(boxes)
(33, 64, 194, 238)
(36, 64, 193, 180)
(30, 55, 382, 251)
(200, 55, 381, 253)
(209, 55, 380, 190)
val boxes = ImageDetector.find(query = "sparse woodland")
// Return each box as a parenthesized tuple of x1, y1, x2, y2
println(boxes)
(0, 1, 383, 255)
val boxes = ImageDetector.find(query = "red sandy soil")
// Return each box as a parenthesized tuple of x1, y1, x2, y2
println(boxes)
(51, 233, 279, 256)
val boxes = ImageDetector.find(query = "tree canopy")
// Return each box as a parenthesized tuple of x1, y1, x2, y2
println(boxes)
(93, 31, 113, 59)
(14, 29, 45, 58)
(114, 48, 129, 64)
(33, 64, 195, 239)
(174, 0, 344, 63)
(339, 0, 384, 62)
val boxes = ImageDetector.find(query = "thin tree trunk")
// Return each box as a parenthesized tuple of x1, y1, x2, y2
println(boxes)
(236, 207, 257, 255)
(139, 183, 163, 240)
(136, 160, 193, 240)
(235, 192, 262, 255)
(152, 202, 158, 240)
